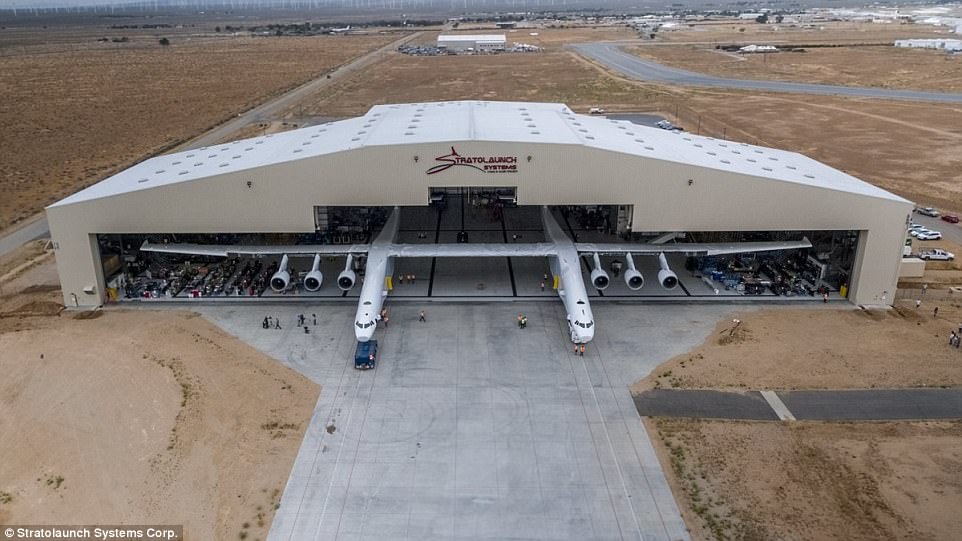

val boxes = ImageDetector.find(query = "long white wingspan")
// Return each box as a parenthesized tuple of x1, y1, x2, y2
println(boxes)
(576, 238, 812, 257)
(140, 241, 370, 257)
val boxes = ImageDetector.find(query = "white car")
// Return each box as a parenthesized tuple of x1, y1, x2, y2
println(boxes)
(919, 249, 955, 261)
(910, 228, 931, 237)
(917, 231, 943, 241)
(916, 207, 940, 217)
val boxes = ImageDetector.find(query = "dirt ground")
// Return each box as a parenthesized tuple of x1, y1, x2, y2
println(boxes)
(0, 31, 392, 233)
(0, 306, 318, 540)
(649, 88, 962, 213)
(647, 418, 962, 541)
(654, 19, 951, 46)
(630, 44, 962, 92)
(633, 300, 962, 392)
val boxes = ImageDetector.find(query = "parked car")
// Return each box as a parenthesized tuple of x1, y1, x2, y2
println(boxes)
(910, 228, 931, 237)
(918, 249, 955, 261)
(941, 214, 960, 223)
(917, 231, 943, 241)
(916, 207, 940, 217)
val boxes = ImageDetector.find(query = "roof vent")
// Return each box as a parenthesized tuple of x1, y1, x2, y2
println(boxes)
(644, 146, 654, 151)
(244, 147, 253, 151)
(219, 163, 229, 168)
(707, 151, 717, 156)
(769, 156, 778, 161)
(747, 158, 757, 163)
(754, 149, 763, 154)
(762, 167, 773, 171)
(311, 134, 319, 138)
(178, 171, 188, 175)
(527, 124, 536, 128)
(220, 147, 229, 151)
(351, 137, 360, 141)
(293, 149, 302, 153)
(531, 131, 541, 135)
(186, 153, 195, 158)
(626, 132, 635, 136)
(405, 132, 414, 136)
(255, 141, 263, 145)
(194, 162, 203, 167)
(618, 126, 626, 130)
(155, 170, 165, 174)
(694, 143, 703, 148)
(804, 174, 815, 179)
(579, 129, 588, 133)
(232, 155, 241, 159)
(137, 178, 149, 183)
(787, 165, 797, 170)
(302, 142, 311, 146)
(586, 135, 595, 140)
(732, 150, 741, 154)
(683, 137, 691, 141)
(721, 159, 731, 164)
(718, 143, 727, 147)
(172, 161, 181, 165)
(208, 154, 217, 158)
(634, 138, 644, 143)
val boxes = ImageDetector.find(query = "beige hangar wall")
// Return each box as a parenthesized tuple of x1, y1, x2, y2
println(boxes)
(47, 141, 912, 308)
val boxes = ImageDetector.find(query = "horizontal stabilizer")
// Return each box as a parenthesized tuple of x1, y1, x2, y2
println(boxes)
(576, 238, 812, 257)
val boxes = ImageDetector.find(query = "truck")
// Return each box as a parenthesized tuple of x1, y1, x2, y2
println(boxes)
(918, 249, 955, 261)
(354, 339, 378, 370)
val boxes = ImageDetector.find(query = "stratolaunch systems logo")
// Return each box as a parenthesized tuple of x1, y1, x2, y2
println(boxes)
(426, 146, 518, 175)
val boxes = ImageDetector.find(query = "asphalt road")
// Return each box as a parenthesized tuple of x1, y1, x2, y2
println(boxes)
(574, 43, 962, 104)
(0, 32, 421, 259)
(634, 388, 962, 420)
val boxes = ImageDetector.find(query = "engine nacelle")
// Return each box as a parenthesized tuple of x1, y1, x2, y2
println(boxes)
(337, 254, 356, 291)
(657, 252, 678, 290)
(270, 254, 290, 292)
(303, 254, 323, 291)
(624, 269, 644, 290)
(590, 253, 610, 290)
(624, 253, 644, 290)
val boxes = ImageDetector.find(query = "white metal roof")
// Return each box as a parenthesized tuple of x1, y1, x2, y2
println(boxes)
(50, 100, 909, 207)
(437, 34, 506, 43)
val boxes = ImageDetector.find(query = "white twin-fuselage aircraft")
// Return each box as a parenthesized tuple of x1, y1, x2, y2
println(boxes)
(141, 207, 809, 344)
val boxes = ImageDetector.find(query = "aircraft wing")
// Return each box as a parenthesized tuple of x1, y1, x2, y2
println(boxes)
(576, 238, 812, 257)
(139, 241, 370, 258)
(388, 243, 558, 258)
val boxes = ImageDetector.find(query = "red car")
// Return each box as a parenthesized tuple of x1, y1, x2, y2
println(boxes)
(942, 214, 960, 223)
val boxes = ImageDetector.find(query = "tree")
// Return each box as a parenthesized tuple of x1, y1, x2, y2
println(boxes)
(159, 37, 170, 46)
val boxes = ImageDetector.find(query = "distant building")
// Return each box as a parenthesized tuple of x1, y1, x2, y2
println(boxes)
(495, 22, 517, 29)
(895, 39, 962, 52)
(437, 34, 506, 52)
(739, 44, 779, 54)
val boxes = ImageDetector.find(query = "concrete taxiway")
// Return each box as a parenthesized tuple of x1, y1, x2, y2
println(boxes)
(574, 43, 962, 104)
(200, 302, 736, 540)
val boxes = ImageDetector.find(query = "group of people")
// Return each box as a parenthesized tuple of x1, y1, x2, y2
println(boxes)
(949, 323, 962, 349)
(517, 313, 528, 329)
(262, 313, 318, 331)
(262, 316, 281, 329)
(397, 274, 417, 285)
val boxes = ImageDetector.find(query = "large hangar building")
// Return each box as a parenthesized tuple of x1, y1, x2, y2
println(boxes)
(47, 100, 912, 310)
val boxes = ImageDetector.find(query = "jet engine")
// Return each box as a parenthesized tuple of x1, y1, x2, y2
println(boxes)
(303, 254, 323, 292)
(623, 253, 644, 291)
(657, 252, 679, 290)
(337, 254, 356, 291)
(270, 254, 291, 292)
(590, 253, 610, 290)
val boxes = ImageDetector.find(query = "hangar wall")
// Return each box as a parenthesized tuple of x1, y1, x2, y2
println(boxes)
(47, 140, 912, 308)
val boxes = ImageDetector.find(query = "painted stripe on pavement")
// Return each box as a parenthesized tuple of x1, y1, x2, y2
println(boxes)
(761, 390, 796, 421)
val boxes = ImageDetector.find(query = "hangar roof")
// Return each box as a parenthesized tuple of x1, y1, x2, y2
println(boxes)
(51, 100, 909, 207)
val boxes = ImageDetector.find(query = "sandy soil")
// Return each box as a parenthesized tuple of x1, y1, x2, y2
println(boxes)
(0, 32, 392, 232)
(647, 418, 962, 541)
(632, 302, 962, 392)
(651, 88, 962, 214)
(629, 44, 962, 92)
(0, 305, 319, 540)
(655, 20, 952, 45)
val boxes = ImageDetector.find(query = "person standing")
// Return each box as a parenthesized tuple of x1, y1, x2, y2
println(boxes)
(934, 306, 939, 318)
(275, 317, 281, 330)
(419, 310, 426, 322)
(540, 281, 545, 292)
(580, 344, 586, 356)
(312, 313, 317, 326)
(521, 315, 527, 329)
(517, 313, 523, 329)
(916, 299, 922, 309)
